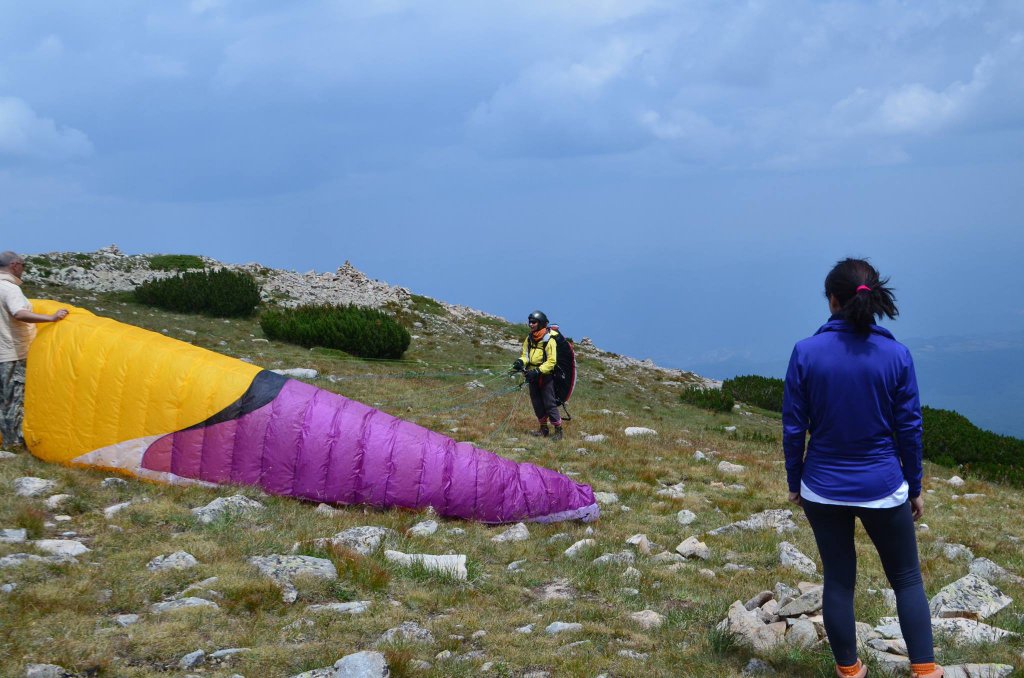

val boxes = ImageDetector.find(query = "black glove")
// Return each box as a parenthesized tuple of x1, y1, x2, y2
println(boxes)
(512, 359, 524, 372)
(525, 369, 540, 383)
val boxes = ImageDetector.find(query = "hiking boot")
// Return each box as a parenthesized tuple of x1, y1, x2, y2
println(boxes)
(911, 666, 943, 678)
(550, 426, 564, 441)
(529, 425, 550, 437)
(835, 660, 866, 678)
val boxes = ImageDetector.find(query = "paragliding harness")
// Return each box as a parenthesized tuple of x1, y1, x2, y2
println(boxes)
(515, 327, 576, 421)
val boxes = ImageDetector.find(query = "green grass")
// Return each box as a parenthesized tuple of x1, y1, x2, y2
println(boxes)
(5, 277, 1024, 676)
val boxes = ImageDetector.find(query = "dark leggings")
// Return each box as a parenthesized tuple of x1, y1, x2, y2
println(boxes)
(802, 499, 934, 665)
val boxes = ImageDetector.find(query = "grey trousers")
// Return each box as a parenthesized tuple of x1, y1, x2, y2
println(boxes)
(0, 359, 26, 448)
(528, 376, 562, 426)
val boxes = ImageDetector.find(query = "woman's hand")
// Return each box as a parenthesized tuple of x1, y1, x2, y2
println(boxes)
(910, 495, 924, 521)
(788, 491, 802, 507)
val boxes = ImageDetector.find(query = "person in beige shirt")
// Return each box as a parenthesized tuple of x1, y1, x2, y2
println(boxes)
(0, 251, 68, 449)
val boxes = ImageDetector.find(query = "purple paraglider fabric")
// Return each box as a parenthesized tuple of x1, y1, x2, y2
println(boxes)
(141, 377, 599, 524)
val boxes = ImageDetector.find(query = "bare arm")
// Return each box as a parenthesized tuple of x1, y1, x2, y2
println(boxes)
(13, 308, 68, 323)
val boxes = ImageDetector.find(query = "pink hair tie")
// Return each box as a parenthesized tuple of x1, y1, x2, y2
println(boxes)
(856, 285, 872, 293)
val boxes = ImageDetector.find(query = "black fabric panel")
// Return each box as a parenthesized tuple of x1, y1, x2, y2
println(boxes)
(184, 370, 289, 431)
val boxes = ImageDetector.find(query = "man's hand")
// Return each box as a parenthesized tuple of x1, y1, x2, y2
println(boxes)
(788, 491, 802, 507)
(910, 495, 924, 521)
(525, 369, 540, 383)
(511, 359, 524, 372)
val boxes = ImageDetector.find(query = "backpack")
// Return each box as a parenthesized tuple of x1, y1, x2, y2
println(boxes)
(537, 326, 577, 408)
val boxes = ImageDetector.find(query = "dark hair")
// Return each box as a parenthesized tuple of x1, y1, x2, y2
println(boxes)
(824, 258, 898, 333)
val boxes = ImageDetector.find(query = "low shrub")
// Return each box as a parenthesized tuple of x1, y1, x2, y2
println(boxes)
(679, 386, 735, 413)
(722, 375, 784, 412)
(133, 268, 261, 318)
(922, 406, 1024, 486)
(147, 254, 205, 271)
(260, 303, 411, 359)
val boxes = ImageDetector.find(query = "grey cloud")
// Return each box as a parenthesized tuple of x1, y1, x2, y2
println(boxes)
(0, 97, 93, 161)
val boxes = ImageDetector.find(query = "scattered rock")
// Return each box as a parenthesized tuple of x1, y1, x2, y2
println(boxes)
(564, 539, 596, 557)
(968, 558, 1024, 585)
(114, 614, 140, 627)
(150, 597, 220, 613)
(630, 610, 665, 629)
(44, 494, 72, 510)
(582, 434, 607, 443)
(777, 587, 823, 617)
(1, 528, 27, 543)
(376, 621, 435, 646)
(491, 523, 530, 543)
(624, 427, 657, 437)
(594, 492, 619, 505)
(724, 600, 785, 651)
(507, 559, 527, 572)
(248, 554, 338, 603)
(179, 649, 205, 670)
(306, 601, 371, 615)
(625, 533, 651, 554)
(675, 536, 710, 560)
(24, 664, 73, 678)
(676, 509, 697, 525)
(32, 539, 89, 557)
(314, 526, 397, 556)
(593, 551, 635, 566)
(656, 482, 686, 499)
(786, 619, 818, 648)
(875, 616, 1017, 644)
(708, 509, 797, 536)
(545, 621, 582, 635)
(947, 475, 965, 487)
(101, 477, 128, 488)
(13, 477, 57, 497)
(537, 579, 575, 601)
(383, 551, 467, 580)
(942, 665, 1014, 678)
(407, 520, 438, 537)
(717, 461, 745, 475)
(103, 501, 133, 518)
(929, 574, 1012, 620)
(778, 541, 817, 575)
(147, 551, 198, 571)
(272, 368, 318, 379)
(192, 495, 265, 524)
(943, 543, 974, 561)
(331, 650, 390, 677)
(742, 658, 777, 675)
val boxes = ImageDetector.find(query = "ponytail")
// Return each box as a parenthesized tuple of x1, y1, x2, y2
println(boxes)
(824, 258, 898, 333)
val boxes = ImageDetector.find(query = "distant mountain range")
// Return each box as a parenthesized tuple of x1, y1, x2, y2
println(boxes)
(690, 331, 1024, 440)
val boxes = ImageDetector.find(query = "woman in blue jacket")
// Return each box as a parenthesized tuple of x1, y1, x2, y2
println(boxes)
(783, 259, 941, 678)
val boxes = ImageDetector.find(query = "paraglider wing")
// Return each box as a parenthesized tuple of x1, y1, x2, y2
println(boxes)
(24, 301, 598, 524)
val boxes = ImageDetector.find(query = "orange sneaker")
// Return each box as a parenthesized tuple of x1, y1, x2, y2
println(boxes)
(835, 659, 867, 678)
(911, 665, 943, 678)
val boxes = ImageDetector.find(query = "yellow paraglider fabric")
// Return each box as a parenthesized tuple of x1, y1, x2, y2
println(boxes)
(24, 300, 260, 465)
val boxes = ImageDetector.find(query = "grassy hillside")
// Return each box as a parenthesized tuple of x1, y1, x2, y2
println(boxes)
(2, 276, 1024, 677)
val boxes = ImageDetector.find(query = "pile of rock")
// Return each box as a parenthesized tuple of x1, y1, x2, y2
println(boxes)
(721, 572, 1018, 676)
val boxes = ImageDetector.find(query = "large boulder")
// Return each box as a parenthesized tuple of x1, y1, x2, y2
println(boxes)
(929, 574, 1012, 620)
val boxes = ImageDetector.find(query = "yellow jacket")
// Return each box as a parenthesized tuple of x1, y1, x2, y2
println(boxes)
(520, 329, 558, 375)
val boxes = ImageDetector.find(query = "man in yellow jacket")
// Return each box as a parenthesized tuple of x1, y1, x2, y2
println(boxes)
(512, 310, 563, 441)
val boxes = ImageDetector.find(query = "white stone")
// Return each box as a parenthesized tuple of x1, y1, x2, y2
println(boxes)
(491, 523, 530, 543)
(545, 621, 583, 634)
(272, 368, 319, 379)
(13, 477, 57, 497)
(179, 649, 205, 670)
(315, 526, 397, 556)
(101, 477, 128, 488)
(656, 482, 686, 499)
(929, 574, 1012, 620)
(624, 427, 657, 437)
(564, 539, 596, 558)
(32, 539, 89, 557)
(407, 520, 438, 537)
(594, 491, 619, 505)
(103, 501, 133, 519)
(249, 554, 338, 603)
(582, 434, 606, 443)
(778, 541, 817, 575)
(717, 461, 745, 475)
(307, 600, 371, 615)
(708, 509, 797, 536)
(625, 534, 651, 554)
(44, 494, 72, 510)
(147, 551, 198, 571)
(676, 536, 710, 560)
(676, 509, 697, 525)
(0, 528, 27, 543)
(115, 614, 140, 627)
(150, 597, 220, 613)
(947, 475, 965, 487)
(630, 610, 665, 629)
(192, 495, 265, 524)
(693, 450, 708, 461)
(384, 550, 467, 580)
(943, 543, 975, 561)
(25, 664, 70, 678)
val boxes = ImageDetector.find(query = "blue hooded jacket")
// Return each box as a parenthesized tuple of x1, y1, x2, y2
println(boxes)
(783, 317, 923, 502)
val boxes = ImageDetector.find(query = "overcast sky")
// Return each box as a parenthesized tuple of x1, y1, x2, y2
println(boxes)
(4, 1, 1023, 385)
